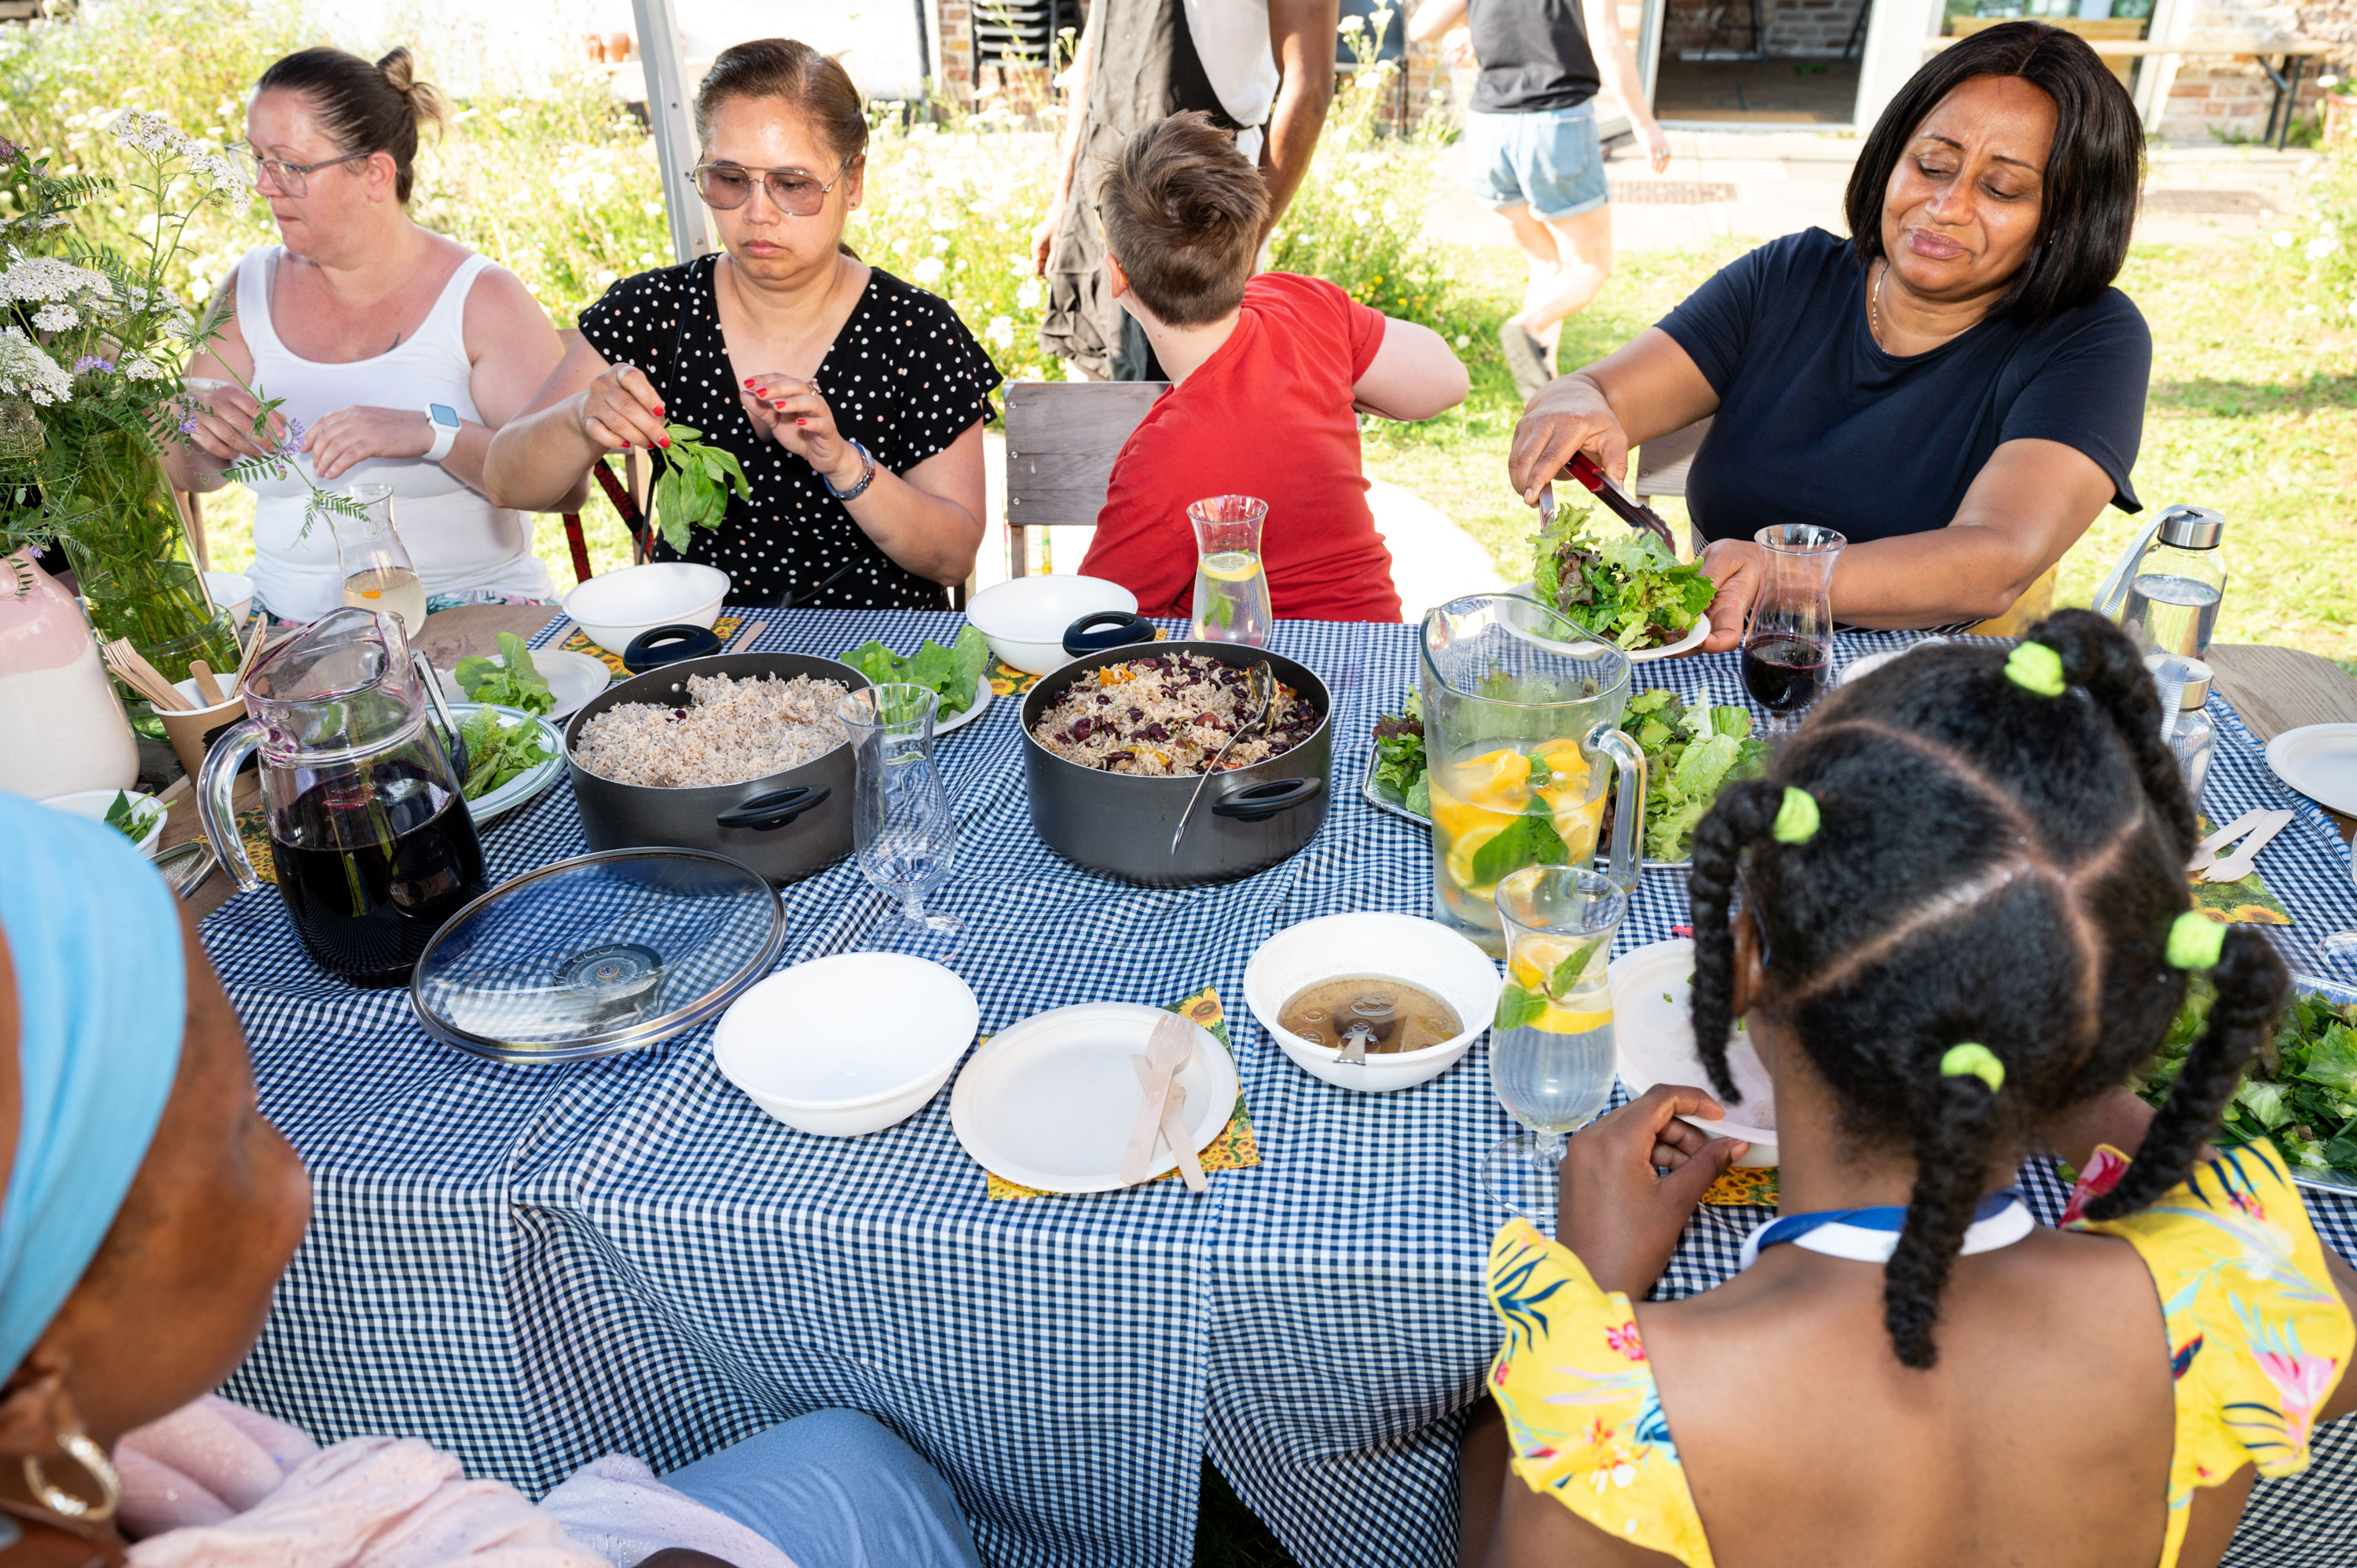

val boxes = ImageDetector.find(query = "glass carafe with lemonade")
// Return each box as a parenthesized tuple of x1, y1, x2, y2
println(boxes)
(1483, 865, 1626, 1222)
(1417, 593, 1647, 955)
(332, 483, 426, 636)
(1188, 494, 1272, 647)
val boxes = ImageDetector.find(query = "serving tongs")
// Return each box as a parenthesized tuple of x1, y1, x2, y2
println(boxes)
(1538, 452, 1677, 554)
(1170, 661, 1276, 855)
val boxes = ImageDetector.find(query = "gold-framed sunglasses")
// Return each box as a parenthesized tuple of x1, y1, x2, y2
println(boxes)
(689, 160, 852, 216)
(230, 145, 371, 198)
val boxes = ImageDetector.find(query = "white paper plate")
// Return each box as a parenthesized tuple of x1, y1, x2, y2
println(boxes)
(2266, 724, 2357, 817)
(437, 650, 611, 723)
(949, 1002, 1237, 1192)
(1626, 610, 1713, 663)
(933, 675, 993, 737)
(1608, 937, 1776, 1163)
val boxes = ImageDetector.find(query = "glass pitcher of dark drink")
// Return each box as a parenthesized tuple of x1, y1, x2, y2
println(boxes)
(196, 606, 487, 987)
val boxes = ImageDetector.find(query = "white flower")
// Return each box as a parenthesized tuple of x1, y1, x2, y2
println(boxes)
(930, 214, 959, 233)
(1454, 333, 1470, 348)
(0, 325, 71, 405)
(1017, 277, 1043, 311)
(1339, 13, 1364, 31)
(2307, 234, 2339, 259)
(103, 110, 236, 192)
(932, 236, 950, 254)
(986, 314, 1014, 348)
(122, 356, 164, 379)
(1351, 207, 1372, 227)
(913, 255, 945, 284)
(0, 251, 112, 307)
(1380, 199, 1398, 221)
(30, 302, 75, 332)
(890, 236, 911, 256)
(2273, 230, 2296, 248)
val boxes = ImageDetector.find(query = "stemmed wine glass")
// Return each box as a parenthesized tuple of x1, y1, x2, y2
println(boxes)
(1740, 524, 1846, 731)
(839, 683, 960, 936)
(1481, 865, 1627, 1226)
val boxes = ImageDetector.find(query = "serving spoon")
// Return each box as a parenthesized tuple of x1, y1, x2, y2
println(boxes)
(1170, 661, 1276, 855)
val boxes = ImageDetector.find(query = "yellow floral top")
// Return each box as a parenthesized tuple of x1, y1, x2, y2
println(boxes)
(1485, 1141, 2353, 1568)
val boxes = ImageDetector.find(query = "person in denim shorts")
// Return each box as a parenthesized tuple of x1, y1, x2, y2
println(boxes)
(1410, 0, 1671, 401)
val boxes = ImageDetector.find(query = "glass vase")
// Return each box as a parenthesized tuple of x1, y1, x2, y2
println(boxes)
(54, 428, 239, 690)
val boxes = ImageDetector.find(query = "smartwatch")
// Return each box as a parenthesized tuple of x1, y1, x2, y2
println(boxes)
(423, 402, 460, 463)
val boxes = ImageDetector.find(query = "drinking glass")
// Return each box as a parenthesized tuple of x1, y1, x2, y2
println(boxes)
(1739, 524, 1846, 729)
(840, 683, 960, 936)
(331, 484, 426, 636)
(1482, 864, 1626, 1225)
(1188, 494, 1272, 647)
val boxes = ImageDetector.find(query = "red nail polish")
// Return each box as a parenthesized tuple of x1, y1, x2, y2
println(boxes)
(743, 379, 756, 387)
(658, 437, 671, 448)
(795, 417, 808, 427)
(774, 401, 788, 412)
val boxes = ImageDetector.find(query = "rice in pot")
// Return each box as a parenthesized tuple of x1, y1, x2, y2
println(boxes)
(1031, 652, 1319, 776)
(572, 671, 850, 788)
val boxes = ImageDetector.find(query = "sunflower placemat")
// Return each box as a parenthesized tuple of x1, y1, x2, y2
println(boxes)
(1699, 1165, 1778, 1207)
(559, 614, 748, 677)
(2186, 812, 2293, 928)
(984, 984, 1259, 1200)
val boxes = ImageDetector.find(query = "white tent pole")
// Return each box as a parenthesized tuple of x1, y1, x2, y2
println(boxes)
(631, 0, 710, 264)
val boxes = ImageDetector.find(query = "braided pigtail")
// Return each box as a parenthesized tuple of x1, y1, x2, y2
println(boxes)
(2027, 609, 2198, 858)
(2084, 926, 2288, 1221)
(1885, 1070, 2003, 1370)
(1685, 779, 1786, 1105)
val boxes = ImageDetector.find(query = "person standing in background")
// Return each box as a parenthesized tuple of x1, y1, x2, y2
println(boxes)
(1409, 0, 1672, 404)
(1032, 0, 1340, 381)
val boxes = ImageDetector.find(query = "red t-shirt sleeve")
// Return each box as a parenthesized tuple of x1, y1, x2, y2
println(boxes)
(1254, 271, 1387, 381)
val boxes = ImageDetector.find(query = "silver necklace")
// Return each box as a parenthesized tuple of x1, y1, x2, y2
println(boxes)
(1868, 259, 1887, 352)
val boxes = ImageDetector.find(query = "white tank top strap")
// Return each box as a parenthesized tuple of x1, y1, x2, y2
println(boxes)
(233, 244, 288, 361)
(413, 251, 493, 358)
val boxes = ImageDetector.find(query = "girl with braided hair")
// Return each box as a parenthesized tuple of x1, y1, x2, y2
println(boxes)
(1460, 610, 2357, 1568)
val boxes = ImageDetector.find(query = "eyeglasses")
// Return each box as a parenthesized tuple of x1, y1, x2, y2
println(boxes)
(689, 161, 850, 216)
(232, 145, 370, 198)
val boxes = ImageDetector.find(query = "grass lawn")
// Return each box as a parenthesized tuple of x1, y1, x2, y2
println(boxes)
(1364, 230, 2357, 664)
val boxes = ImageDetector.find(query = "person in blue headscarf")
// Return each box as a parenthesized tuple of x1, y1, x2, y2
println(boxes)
(0, 794, 983, 1568)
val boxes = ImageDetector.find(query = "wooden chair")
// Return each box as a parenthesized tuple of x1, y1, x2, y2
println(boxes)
(1002, 380, 1168, 577)
(1951, 16, 2144, 86)
(1627, 414, 2056, 636)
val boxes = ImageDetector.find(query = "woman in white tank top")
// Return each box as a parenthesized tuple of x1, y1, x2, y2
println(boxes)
(164, 46, 577, 621)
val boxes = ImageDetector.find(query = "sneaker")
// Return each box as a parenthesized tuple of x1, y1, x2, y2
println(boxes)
(1498, 323, 1553, 405)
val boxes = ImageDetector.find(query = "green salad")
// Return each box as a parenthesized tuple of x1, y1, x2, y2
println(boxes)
(102, 790, 163, 844)
(2141, 980, 2357, 1181)
(838, 625, 991, 719)
(1531, 504, 1716, 652)
(453, 633, 552, 716)
(1366, 686, 1766, 863)
(456, 705, 556, 800)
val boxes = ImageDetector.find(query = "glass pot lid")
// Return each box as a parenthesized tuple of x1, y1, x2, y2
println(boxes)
(412, 848, 786, 1064)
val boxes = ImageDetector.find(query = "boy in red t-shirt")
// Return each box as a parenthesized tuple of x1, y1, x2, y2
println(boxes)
(1076, 113, 1468, 624)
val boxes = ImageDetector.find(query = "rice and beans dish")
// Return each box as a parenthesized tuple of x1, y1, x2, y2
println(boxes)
(1031, 653, 1321, 776)
(570, 671, 850, 788)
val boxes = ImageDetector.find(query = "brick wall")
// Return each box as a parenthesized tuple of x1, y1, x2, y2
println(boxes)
(2150, 0, 2351, 140)
(933, 0, 975, 106)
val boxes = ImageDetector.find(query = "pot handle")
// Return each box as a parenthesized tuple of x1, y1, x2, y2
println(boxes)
(624, 623, 724, 672)
(1062, 610, 1157, 657)
(195, 717, 266, 894)
(716, 785, 830, 832)
(1211, 775, 1321, 822)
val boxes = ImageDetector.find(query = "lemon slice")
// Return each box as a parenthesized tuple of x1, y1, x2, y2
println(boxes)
(1445, 822, 1505, 894)
(1534, 1003, 1613, 1035)
(1200, 551, 1262, 582)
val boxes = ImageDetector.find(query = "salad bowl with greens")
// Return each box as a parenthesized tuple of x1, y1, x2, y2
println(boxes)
(1529, 502, 1717, 655)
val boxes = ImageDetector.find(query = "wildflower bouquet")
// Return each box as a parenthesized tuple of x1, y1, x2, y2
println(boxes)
(0, 112, 348, 684)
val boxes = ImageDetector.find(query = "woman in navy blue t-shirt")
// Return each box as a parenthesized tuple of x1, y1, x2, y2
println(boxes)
(1507, 22, 2150, 639)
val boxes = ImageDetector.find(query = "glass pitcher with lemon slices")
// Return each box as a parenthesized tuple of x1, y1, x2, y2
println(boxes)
(1187, 494, 1272, 647)
(1417, 593, 1646, 956)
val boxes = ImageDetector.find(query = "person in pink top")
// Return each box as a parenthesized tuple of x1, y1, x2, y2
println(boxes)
(0, 792, 980, 1568)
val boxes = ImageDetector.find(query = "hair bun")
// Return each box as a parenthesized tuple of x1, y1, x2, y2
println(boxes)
(375, 46, 448, 130)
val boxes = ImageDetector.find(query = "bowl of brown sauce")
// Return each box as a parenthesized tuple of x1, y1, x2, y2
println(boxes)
(1244, 912, 1501, 1091)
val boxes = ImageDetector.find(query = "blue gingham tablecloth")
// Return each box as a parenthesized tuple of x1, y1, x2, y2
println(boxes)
(203, 612, 2357, 1568)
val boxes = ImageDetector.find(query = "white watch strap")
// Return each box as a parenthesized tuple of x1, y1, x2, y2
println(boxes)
(423, 409, 459, 463)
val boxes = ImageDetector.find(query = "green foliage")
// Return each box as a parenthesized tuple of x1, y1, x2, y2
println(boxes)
(651, 424, 752, 554)
(1529, 501, 1716, 650)
(837, 625, 990, 717)
(2141, 982, 2357, 1178)
(457, 704, 555, 799)
(453, 632, 552, 716)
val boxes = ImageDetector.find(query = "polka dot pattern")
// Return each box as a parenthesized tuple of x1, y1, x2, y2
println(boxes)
(578, 257, 1004, 609)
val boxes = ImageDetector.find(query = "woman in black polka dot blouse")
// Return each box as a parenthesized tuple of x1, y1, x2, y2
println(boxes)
(488, 38, 1001, 610)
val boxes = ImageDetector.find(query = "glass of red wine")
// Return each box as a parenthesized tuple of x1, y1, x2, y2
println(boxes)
(1740, 525, 1846, 729)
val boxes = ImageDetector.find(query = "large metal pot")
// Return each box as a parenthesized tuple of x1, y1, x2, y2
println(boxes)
(564, 652, 867, 885)
(1020, 642, 1331, 885)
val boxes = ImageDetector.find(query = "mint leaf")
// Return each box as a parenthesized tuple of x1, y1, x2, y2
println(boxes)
(1496, 983, 1547, 1032)
(1548, 936, 1607, 1001)
(1469, 811, 1568, 887)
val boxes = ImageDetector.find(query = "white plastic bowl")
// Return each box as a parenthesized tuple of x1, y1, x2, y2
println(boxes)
(43, 787, 167, 858)
(1244, 912, 1501, 1092)
(203, 570, 253, 628)
(1609, 938, 1776, 1165)
(963, 574, 1139, 676)
(562, 562, 730, 659)
(713, 953, 980, 1136)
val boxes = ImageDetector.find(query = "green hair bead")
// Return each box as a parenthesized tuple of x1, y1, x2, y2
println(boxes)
(2004, 640, 2067, 697)
(1771, 786, 1820, 845)
(2167, 910, 2228, 971)
(1940, 1042, 2006, 1094)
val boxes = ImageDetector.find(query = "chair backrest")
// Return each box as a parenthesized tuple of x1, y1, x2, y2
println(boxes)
(1002, 380, 1168, 574)
(1632, 416, 1712, 501)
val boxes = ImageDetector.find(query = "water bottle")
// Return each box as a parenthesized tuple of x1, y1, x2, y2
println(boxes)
(2118, 506, 2227, 658)
(2147, 654, 2216, 806)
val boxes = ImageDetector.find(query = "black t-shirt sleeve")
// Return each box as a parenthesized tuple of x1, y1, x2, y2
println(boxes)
(1996, 290, 2151, 512)
(1654, 240, 1779, 396)
(874, 278, 1005, 474)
